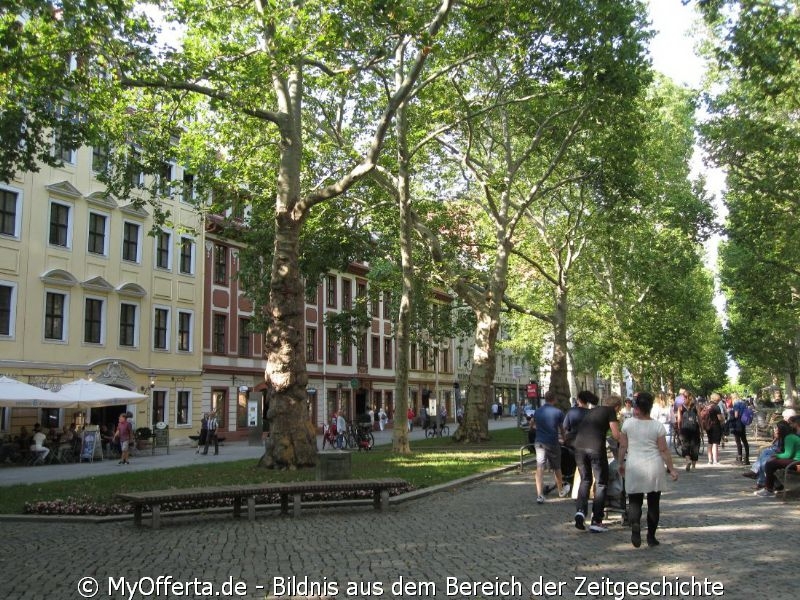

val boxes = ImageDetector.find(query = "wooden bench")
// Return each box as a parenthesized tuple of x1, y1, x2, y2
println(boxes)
(116, 478, 408, 529)
(776, 460, 800, 500)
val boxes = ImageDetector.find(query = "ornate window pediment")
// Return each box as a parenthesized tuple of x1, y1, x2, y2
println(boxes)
(82, 276, 114, 293)
(117, 282, 147, 297)
(40, 269, 78, 287)
(45, 181, 82, 200)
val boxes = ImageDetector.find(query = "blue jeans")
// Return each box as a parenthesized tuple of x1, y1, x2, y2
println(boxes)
(754, 447, 776, 485)
(575, 448, 609, 525)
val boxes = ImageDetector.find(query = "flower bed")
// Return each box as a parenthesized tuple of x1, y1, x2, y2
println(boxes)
(24, 485, 416, 516)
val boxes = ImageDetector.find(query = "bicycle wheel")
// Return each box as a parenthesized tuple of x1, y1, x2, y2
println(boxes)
(441, 425, 450, 436)
(365, 432, 375, 450)
(425, 427, 434, 439)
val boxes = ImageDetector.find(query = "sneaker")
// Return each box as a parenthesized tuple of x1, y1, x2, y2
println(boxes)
(755, 488, 774, 497)
(536, 495, 545, 504)
(589, 522, 608, 533)
(559, 483, 571, 498)
(574, 512, 585, 530)
(685, 463, 691, 472)
(743, 459, 751, 466)
(646, 536, 660, 547)
(742, 471, 757, 479)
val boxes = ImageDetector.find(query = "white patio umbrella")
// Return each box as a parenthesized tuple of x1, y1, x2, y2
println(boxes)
(56, 378, 148, 408)
(0, 375, 66, 408)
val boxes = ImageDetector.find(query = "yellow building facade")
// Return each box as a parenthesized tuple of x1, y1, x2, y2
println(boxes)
(0, 144, 204, 445)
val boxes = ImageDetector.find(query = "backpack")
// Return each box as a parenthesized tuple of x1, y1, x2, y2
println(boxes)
(700, 405, 715, 431)
(740, 406, 754, 426)
(680, 406, 699, 432)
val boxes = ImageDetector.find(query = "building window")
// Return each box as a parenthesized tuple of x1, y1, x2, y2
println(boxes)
(357, 333, 367, 367)
(157, 162, 173, 196)
(119, 303, 137, 347)
(0, 188, 20, 237)
(87, 212, 108, 256)
(155, 231, 171, 269)
(128, 147, 143, 186)
(211, 390, 226, 429)
(49, 201, 71, 248)
(153, 307, 169, 350)
(410, 343, 418, 370)
(122, 221, 140, 262)
(306, 327, 317, 362)
(370, 295, 379, 317)
(40, 408, 60, 431)
(179, 237, 195, 275)
(177, 311, 192, 352)
(84, 298, 103, 344)
(371, 335, 380, 368)
(326, 327, 337, 365)
(384, 338, 392, 369)
(441, 347, 450, 373)
(92, 144, 109, 173)
(152, 390, 167, 426)
(326, 275, 336, 308)
(53, 114, 76, 164)
(213, 244, 227, 285)
(0, 283, 15, 337)
(182, 172, 195, 203)
(44, 291, 67, 341)
(238, 318, 252, 357)
(383, 291, 391, 319)
(342, 339, 352, 366)
(342, 279, 352, 310)
(176, 390, 190, 426)
(213, 314, 226, 354)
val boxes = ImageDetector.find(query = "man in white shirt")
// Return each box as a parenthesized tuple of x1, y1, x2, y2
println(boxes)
(202, 411, 219, 455)
(30, 423, 50, 463)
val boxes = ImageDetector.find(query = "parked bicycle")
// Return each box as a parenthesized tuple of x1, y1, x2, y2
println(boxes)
(345, 421, 374, 451)
(321, 424, 338, 449)
(424, 422, 450, 438)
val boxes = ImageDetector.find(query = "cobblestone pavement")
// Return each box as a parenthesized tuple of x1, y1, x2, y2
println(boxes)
(0, 437, 796, 600)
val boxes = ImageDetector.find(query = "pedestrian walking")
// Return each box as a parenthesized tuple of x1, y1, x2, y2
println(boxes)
(677, 391, 701, 471)
(531, 391, 569, 505)
(378, 407, 387, 431)
(704, 393, 724, 464)
(730, 394, 750, 465)
(572, 392, 620, 533)
(618, 392, 678, 548)
(113, 413, 133, 465)
(197, 412, 208, 454)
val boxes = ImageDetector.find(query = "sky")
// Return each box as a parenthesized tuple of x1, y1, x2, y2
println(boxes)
(647, 1, 738, 380)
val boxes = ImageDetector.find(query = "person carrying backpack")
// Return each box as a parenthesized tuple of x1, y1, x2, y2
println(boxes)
(703, 394, 725, 465)
(677, 391, 701, 471)
(730, 394, 751, 465)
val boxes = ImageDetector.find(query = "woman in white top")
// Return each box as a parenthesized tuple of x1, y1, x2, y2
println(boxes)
(618, 392, 678, 548)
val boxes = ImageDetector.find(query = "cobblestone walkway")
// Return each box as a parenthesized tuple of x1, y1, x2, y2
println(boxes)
(0, 441, 795, 600)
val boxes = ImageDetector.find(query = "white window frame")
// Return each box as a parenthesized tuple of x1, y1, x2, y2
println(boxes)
(43, 288, 69, 343)
(121, 220, 142, 264)
(154, 228, 173, 271)
(0, 184, 22, 239)
(175, 389, 192, 427)
(48, 198, 73, 249)
(153, 305, 171, 351)
(178, 236, 196, 275)
(0, 280, 18, 339)
(176, 309, 194, 353)
(118, 301, 139, 348)
(83, 295, 106, 346)
(87, 210, 110, 257)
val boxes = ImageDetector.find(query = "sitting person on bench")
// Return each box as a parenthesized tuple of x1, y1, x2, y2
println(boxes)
(756, 415, 800, 497)
(744, 420, 793, 488)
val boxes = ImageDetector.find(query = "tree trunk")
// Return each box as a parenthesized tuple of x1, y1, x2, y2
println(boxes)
(260, 213, 318, 468)
(393, 90, 412, 455)
(549, 284, 571, 411)
(453, 309, 498, 442)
